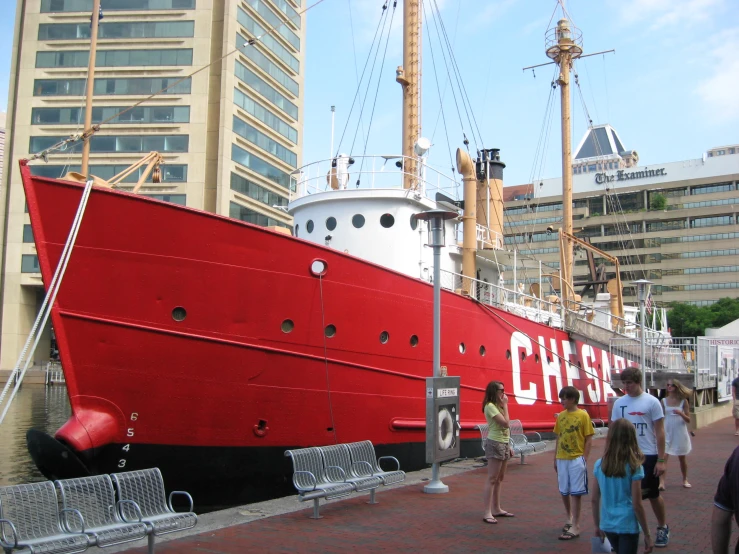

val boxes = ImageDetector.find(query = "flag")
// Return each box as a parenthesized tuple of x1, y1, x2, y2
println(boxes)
(90, 5, 104, 28)
(645, 292, 654, 315)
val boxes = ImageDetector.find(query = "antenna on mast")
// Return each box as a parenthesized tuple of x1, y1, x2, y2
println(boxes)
(330, 106, 336, 159)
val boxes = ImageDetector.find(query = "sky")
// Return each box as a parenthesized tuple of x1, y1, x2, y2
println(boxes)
(1, 0, 737, 187)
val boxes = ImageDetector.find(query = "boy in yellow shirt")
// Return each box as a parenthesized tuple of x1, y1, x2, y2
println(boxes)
(553, 385, 594, 541)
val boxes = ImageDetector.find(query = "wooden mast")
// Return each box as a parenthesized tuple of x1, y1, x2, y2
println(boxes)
(396, 0, 421, 189)
(81, 0, 101, 176)
(546, 17, 582, 305)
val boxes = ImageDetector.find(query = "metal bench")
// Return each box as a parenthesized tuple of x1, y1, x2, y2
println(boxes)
(475, 421, 532, 464)
(344, 441, 405, 486)
(591, 418, 608, 438)
(111, 469, 197, 554)
(318, 445, 383, 504)
(0, 481, 90, 554)
(285, 447, 355, 519)
(509, 418, 547, 452)
(56, 475, 148, 549)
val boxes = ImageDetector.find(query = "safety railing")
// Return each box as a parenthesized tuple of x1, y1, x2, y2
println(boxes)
(45, 361, 66, 386)
(610, 337, 695, 375)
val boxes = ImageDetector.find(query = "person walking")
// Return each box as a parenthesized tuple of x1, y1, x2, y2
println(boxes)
(659, 378, 692, 490)
(732, 375, 739, 436)
(553, 386, 594, 541)
(592, 418, 653, 554)
(482, 380, 514, 524)
(712, 445, 739, 553)
(612, 366, 669, 548)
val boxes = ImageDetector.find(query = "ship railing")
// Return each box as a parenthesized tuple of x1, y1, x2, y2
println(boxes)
(610, 336, 696, 381)
(438, 269, 565, 328)
(290, 155, 460, 201)
(45, 361, 65, 386)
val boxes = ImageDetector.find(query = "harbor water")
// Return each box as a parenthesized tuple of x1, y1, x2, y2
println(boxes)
(0, 385, 71, 486)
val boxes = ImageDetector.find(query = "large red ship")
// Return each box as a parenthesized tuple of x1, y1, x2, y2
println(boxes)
(15, 5, 639, 510)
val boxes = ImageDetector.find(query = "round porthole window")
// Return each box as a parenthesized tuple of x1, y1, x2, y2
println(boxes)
(380, 213, 395, 228)
(281, 319, 294, 333)
(172, 307, 187, 322)
(506, 350, 511, 360)
(410, 335, 419, 347)
(479, 345, 486, 356)
(306, 220, 314, 233)
(326, 217, 337, 231)
(459, 342, 466, 354)
(310, 259, 328, 276)
(325, 324, 336, 338)
(352, 214, 365, 228)
(294, 224, 299, 238)
(380, 331, 390, 344)
(410, 214, 418, 230)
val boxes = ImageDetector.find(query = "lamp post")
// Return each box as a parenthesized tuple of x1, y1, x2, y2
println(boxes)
(632, 279, 653, 391)
(415, 208, 457, 494)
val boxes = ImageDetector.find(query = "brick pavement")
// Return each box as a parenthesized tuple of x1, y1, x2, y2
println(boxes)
(124, 417, 739, 553)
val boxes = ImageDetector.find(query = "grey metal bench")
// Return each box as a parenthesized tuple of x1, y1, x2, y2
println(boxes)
(319, 445, 383, 504)
(510, 418, 547, 452)
(344, 441, 405, 486)
(285, 447, 355, 519)
(592, 418, 608, 438)
(0, 481, 90, 554)
(111, 469, 197, 554)
(56, 475, 148, 549)
(477, 421, 542, 465)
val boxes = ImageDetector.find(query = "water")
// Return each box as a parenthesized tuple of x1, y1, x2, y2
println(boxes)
(0, 385, 71, 486)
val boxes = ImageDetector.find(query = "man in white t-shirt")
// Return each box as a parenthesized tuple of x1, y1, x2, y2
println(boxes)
(612, 366, 670, 548)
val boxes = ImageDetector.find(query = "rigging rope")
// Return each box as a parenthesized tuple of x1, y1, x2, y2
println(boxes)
(318, 275, 339, 444)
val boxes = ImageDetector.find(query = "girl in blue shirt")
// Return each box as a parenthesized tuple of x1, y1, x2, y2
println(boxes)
(592, 418, 653, 554)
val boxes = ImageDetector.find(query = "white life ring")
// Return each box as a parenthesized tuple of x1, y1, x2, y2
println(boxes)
(438, 408, 454, 450)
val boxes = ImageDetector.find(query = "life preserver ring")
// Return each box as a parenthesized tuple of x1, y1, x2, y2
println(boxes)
(438, 408, 454, 450)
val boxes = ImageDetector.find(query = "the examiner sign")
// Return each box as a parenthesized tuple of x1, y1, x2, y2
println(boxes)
(595, 167, 667, 184)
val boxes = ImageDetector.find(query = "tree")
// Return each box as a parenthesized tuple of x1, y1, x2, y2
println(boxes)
(649, 193, 667, 211)
(666, 297, 739, 337)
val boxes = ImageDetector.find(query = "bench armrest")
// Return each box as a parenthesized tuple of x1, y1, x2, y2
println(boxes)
(293, 470, 318, 491)
(529, 431, 542, 442)
(168, 491, 194, 513)
(351, 460, 374, 475)
(325, 465, 347, 482)
(60, 508, 86, 533)
(117, 499, 144, 523)
(377, 456, 401, 471)
(0, 518, 19, 549)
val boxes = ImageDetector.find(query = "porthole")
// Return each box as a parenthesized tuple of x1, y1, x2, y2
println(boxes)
(459, 342, 466, 354)
(295, 224, 299, 238)
(410, 335, 419, 347)
(410, 214, 418, 230)
(306, 220, 314, 233)
(380, 213, 395, 228)
(325, 324, 336, 338)
(326, 217, 337, 231)
(535, 354, 540, 363)
(352, 214, 365, 228)
(310, 259, 328, 276)
(479, 345, 486, 356)
(521, 351, 527, 362)
(172, 307, 187, 322)
(380, 331, 390, 344)
(506, 350, 511, 360)
(281, 319, 294, 333)
(547, 356, 552, 364)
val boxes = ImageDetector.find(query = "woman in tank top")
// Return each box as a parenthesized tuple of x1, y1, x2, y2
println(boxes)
(659, 378, 692, 490)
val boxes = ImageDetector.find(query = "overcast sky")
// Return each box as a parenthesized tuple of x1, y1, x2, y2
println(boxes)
(1, 0, 737, 186)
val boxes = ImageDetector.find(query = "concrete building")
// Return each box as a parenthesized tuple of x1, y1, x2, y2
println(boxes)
(0, 0, 305, 370)
(0, 113, 6, 186)
(503, 125, 739, 308)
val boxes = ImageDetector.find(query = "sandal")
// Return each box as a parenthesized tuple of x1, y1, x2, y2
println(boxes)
(493, 511, 515, 518)
(482, 517, 498, 525)
(683, 482, 692, 488)
(562, 523, 572, 533)
(558, 530, 580, 540)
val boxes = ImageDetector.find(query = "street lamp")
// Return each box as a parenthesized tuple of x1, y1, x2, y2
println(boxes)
(632, 279, 653, 391)
(415, 208, 458, 494)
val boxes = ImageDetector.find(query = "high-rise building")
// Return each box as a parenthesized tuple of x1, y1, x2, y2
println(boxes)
(503, 125, 739, 307)
(0, 113, 6, 185)
(0, 0, 305, 370)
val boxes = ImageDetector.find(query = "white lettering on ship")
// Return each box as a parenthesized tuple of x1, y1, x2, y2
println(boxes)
(511, 331, 536, 405)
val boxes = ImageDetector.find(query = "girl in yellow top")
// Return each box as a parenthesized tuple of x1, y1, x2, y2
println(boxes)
(482, 380, 514, 524)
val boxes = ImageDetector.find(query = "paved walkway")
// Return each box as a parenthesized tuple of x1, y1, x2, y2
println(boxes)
(122, 417, 739, 553)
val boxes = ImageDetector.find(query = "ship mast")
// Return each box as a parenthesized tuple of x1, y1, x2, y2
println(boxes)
(396, 0, 422, 189)
(81, 0, 101, 176)
(545, 17, 582, 305)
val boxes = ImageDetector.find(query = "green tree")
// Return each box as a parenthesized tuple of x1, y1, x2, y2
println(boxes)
(667, 297, 739, 337)
(649, 193, 667, 211)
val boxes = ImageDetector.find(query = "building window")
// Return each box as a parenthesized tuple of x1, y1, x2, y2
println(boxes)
(142, 194, 186, 205)
(22, 225, 34, 243)
(233, 88, 297, 143)
(230, 172, 288, 208)
(233, 116, 297, 167)
(231, 143, 290, 189)
(236, 33, 298, 96)
(30, 135, 189, 154)
(21, 255, 40, 273)
(32, 106, 190, 125)
(34, 77, 192, 97)
(691, 182, 734, 195)
(243, 0, 300, 51)
(36, 48, 193, 68)
(229, 201, 290, 229)
(30, 164, 187, 183)
(41, 0, 196, 12)
(646, 219, 686, 233)
(690, 215, 733, 228)
(237, 8, 299, 73)
(235, 61, 298, 120)
(38, 21, 194, 40)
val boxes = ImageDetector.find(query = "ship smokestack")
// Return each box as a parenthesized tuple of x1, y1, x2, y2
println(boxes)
(475, 148, 505, 249)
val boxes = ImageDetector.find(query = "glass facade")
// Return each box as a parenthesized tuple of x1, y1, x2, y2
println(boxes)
(21, 255, 40, 273)
(229, 202, 290, 229)
(23, 225, 34, 243)
(142, 194, 187, 205)
(646, 219, 686, 232)
(233, 88, 297, 144)
(231, 172, 288, 208)
(690, 215, 734, 228)
(38, 21, 194, 40)
(233, 116, 296, 167)
(237, 8, 299, 73)
(30, 164, 187, 183)
(691, 182, 734, 195)
(34, 77, 192, 97)
(30, 135, 188, 154)
(237, 33, 298, 96)
(36, 49, 193, 68)
(32, 106, 190, 125)
(231, 144, 290, 188)
(41, 0, 195, 11)
(235, 61, 298, 120)
(243, 0, 300, 50)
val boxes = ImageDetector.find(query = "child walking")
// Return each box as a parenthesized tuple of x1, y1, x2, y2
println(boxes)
(553, 386, 594, 540)
(592, 418, 653, 554)
(659, 378, 693, 490)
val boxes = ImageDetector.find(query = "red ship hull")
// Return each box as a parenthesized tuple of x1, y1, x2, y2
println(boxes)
(20, 161, 622, 509)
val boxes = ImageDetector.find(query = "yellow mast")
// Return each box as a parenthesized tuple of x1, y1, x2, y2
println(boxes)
(546, 18, 582, 304)
(396, 0, 421, 189)
(81, 0, 101, 176)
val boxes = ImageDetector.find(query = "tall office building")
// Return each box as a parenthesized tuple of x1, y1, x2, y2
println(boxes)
(0, 0, 305, 370)
(503, 125, 739, 307)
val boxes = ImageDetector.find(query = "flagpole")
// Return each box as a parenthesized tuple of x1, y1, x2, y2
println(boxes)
(81, 0, 101, 177)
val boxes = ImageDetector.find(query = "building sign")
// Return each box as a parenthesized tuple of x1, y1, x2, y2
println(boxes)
(595, 167, 667, 185)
